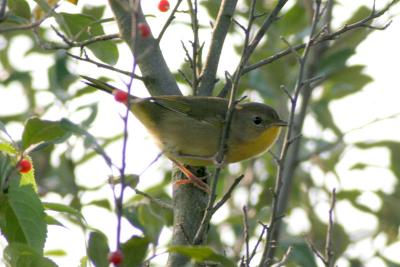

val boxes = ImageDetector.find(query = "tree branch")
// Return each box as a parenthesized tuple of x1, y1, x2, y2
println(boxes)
(197, 0, 238, 96)
(244, 0, 396, 74)
(108, 0, 181, 96)
(259, 1, 323, 265)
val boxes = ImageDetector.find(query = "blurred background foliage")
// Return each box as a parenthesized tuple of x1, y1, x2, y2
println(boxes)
(0, 0, 399, 266)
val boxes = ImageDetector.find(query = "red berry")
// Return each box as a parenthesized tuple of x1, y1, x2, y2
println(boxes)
(18, 159, 32, 173)
(113, 90, 128, 103)
(138, 23, 151, 38)
(108, 250, 123, 265)
(158, 0, 170, 12)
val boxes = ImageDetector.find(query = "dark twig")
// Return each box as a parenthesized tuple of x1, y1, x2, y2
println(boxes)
(271, 246, 292, 267)
(305, 188, 337, 267)
(249, 224, 266, 262)
(0, 3, 58, 33)
(51, 25, 120, 49)
(178, 69, 193, 87)
(244, 0, 396, 74)
(325, 188, 336, 267)
(114, 0, 140, 250)
(134, 189, 173, 210)
(212, 175, 244, 214)
(259, 1, 322, 265)
(187, 0, 200, 95)
(306, 237, 326, 264)
(193, 0, 266, 244)
(67, 52, 144, 81)
(243, 206, 250, 267)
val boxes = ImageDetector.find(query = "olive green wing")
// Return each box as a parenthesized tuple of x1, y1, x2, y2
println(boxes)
(149, 96, 228, 126)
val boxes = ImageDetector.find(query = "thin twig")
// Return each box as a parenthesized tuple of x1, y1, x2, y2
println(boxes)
(259, 1, 322, 265)
(187, 0, 200, 95)
(306, 237, 326, 264)
(325, 188, 336, 267)
(134, 189, 173, 210)
(52, 25, 120, 49)
(244, 0, 396, 74)
(249, 224, 266, 262)
(0, 4, 58, 33)
(212, 174, 244, 214)
(114, 0, 140, 250)
(243, 206, 250, 267)
(67, 52, 144, 81)
(271, 246, 292, 267)
(157, 0, 184, 42)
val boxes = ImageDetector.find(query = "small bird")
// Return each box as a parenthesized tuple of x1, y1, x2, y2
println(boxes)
(81, 76, 287, 192)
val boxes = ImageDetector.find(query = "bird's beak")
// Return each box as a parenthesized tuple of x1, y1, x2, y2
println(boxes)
(273, 119, 288, 127)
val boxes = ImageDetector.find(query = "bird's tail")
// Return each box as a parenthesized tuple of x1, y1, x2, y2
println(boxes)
(80, 75, 137, 99)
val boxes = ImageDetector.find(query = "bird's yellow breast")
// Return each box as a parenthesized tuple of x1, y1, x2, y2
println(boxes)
(226, 126, 282, 163)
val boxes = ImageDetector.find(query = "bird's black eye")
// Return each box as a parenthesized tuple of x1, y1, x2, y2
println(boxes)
(253, 116, 263, 125)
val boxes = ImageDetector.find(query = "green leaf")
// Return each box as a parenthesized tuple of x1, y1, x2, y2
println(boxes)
(82, 5, 106, 20)
(44, 249, 67, 257)
(329, 6, 371, 54)
(355, 141, 400, 178)
(59, 13, 119, 65)
(87, 231, 110, 267)
(7, 0, 31, 20)
(44, 215, 66, 228)
(321, 66, 373, 101)
(123, 205, 145, 232)
(48, 52, 76, 100)
(3, 243, 58, 267)
(120, 236, 149, 267)
(0, 142, 18, 155)
(3, 184, 47, 254)
(278, 3, 308, 37)
(311, 100, 342, 136)
(19, 157, 37, 192)
(168, 246, 236, 267)
(137, 203, 165, 244)
(85, 199, 111, 211)
(60, 118, 112, 167)
(317, 49, 355, 77)
(43, 202, 85, 222)
(22, 118, 71, 150)
(350, 163, 368, 170)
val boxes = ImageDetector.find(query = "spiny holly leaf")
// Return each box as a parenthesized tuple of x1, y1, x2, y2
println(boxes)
(2, 183, 47, 254)
(4, 243, 57, 267)
(168, 246, 236, 267)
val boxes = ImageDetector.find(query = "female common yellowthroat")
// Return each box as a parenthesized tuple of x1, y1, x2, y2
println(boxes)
(81, 76, 286, 191)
